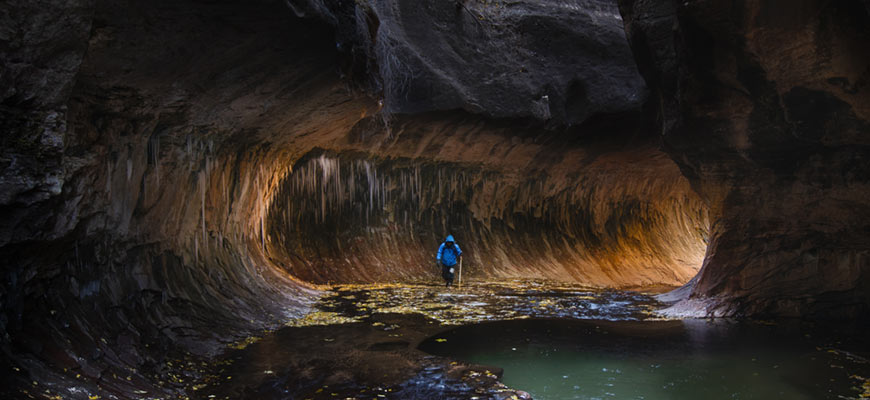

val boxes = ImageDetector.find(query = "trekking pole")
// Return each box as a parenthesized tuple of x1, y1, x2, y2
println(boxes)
(458, 257, 463, 288)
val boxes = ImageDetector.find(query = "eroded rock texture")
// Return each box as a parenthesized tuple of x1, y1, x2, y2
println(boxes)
(265, 118, 707, 287)
(619, 0, 870, 317)
(0, 0, 708, 398)
(291, 0, 648, 125)
(1, 0, 867, 397)
(0, 0, 92, 236)
(1, 1, 327, 397)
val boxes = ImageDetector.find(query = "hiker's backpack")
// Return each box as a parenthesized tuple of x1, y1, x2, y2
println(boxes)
(441, 243, 459, 266)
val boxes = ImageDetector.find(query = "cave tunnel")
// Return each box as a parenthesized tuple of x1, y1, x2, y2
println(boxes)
(1, 0, 869, 398)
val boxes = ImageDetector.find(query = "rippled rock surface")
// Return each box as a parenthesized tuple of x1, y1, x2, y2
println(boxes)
(267, 149, 707, 286)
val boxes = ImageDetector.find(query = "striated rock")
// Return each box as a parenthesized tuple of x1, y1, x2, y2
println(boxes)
(2, 0, 868, 397)
(293, 0, 648, 125)
(0, 0, 703, 397)
(265, 116, 708, 287)
(619, 0, 870, 318)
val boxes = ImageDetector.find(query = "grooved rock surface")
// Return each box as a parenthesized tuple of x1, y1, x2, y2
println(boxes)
(0, 0, 703, 398)
(266, 120, 708, 287)
(294, 0, 648, 125)
(4, 0, 868, 397)
(619, 0, 870, 318)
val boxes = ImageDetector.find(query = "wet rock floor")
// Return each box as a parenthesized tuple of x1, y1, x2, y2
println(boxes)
(183, 280, 673, 400)
(183, 281, 870, 400)
(8, 280, 867, 399)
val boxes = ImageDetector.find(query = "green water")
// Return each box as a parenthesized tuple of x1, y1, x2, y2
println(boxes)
(420, 319, 870, 400)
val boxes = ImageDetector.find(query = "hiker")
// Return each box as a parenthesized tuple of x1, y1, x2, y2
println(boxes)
(436, 235, 462, 287)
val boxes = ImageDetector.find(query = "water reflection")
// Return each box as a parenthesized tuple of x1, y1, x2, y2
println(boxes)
(420, 318, 870, 400)
(192, 282, 870, 399)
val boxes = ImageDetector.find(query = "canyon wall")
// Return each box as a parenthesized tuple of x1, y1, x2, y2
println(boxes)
(4, 0, 868, 397)
(264, 118, 708, 287)
(619, 0, 870, 317)
(0, 0, 709, 397)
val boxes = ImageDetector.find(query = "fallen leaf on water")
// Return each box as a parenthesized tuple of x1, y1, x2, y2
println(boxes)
(435, 338, 447, 343)
(285, 311, 360, 327)
(228, 336, 261, 350)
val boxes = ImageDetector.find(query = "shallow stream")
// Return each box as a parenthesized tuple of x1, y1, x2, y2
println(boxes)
(186, 281, 870, 399)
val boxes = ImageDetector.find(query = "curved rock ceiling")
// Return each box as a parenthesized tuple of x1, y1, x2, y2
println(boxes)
(0, 0, 868, 397)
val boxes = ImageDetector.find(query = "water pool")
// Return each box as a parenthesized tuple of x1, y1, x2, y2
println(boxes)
(420, 318, 870, 399)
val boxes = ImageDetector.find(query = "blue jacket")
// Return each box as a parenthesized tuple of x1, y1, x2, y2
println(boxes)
(437, 235, 462, 267)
